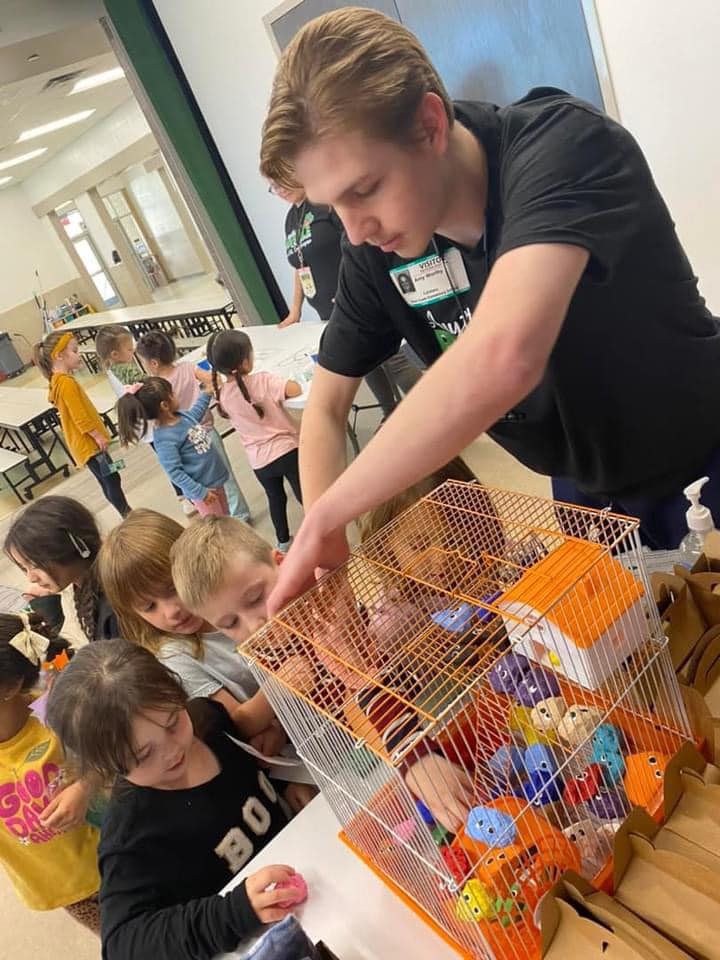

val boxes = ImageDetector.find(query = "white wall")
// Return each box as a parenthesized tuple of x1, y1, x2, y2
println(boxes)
(74, 192, 116, 266)
(23, 98, 152, 208)
(127, 169, 202, 279)
(152, 0, 295, 307)
(0, 185, 78, 312)
(155, 0, 720, 314)
(594, 0, 720, 311)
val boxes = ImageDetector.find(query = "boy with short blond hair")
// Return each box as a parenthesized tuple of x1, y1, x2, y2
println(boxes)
(170, 516, 280, 644)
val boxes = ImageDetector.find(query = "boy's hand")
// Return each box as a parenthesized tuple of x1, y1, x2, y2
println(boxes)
(245, 864, 297, 923)
(195, 367, 213, 386)
(40, 779, 92, 832)
(404, 754, 474, 832)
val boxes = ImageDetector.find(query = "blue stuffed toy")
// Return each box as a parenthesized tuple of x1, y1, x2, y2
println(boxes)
(465, 806, 517, 847)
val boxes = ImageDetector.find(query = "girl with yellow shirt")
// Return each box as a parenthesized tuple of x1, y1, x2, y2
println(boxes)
(33, 330, 130, 517)
(0, 611, 100, 931)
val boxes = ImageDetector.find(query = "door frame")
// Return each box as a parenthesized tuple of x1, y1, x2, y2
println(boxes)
(101, 1, 286, 325)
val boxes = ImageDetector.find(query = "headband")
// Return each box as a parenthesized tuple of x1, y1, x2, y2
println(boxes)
(124, 382, 144, 395)
(9, 612, 49, 666)
(50, 332, 73, 359)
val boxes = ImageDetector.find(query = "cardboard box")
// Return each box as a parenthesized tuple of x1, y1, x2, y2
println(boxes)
(613, 812, 720, 959)
(541, 872, 692, 959)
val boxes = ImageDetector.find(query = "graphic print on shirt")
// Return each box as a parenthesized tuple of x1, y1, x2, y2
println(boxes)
(213, 770, 278, 873)
(284, 210, 315, 256)
(389, 247, 473, 352)
(0, 744, 63, 846)
(187, 423, 211, 455)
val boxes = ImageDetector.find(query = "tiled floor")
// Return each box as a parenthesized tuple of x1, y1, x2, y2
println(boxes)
(1, 320, 549, 958)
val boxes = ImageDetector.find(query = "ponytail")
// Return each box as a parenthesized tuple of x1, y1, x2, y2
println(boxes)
(33, 330, 72, 380)
(116, 377, 173, 446)
(206, 328, 264, 419)
(117, 394, 150, 446)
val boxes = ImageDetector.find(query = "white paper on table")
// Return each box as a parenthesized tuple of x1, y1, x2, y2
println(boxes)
(0, 585, 30, 613)
(225, 733, 316, 785)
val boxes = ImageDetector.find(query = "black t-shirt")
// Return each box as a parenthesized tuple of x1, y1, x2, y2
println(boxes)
(99, 700, 288, 960)
(320, 88, 720, 499)
(285, 201, 344, 321)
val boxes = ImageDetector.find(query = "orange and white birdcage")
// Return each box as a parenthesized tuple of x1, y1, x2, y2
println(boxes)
(240, 482, 691, 960)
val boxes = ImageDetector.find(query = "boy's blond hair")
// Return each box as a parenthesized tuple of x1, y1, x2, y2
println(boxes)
(260, 7, 453, 190)
(171, 516, 274, 613)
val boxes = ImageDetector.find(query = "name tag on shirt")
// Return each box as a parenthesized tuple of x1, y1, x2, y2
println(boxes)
(389, 247, 471, 307)
(298, 265, 317, 299)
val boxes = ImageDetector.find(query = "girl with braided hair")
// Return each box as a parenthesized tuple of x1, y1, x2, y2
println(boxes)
(135, 330, 251, 522)
(4, 496, 119, 645)
(206, 330, 303, 551)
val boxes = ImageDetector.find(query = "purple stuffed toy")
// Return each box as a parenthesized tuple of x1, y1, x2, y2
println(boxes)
(516, 667, 560, 708)
(488, 652, 531, 695)
(585, 788, 628, 821)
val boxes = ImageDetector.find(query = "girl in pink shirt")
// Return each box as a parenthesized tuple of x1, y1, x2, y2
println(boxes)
(136, 331, 251, 522)
(207, 330, 303, 551)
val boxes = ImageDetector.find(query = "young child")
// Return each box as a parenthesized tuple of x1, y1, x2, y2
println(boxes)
(117, 376, 229, 516)
(33, 331, 130, 518)
(96, 325, 193, 515)
(136, 330, 251, 521)
(97, 508, 281, 750)
(207, 329, 302, 552)
(94, 325, 144, 388)
(46, 639, 300, 959)
(4, 496, 119, 644)
(0, 611, 100, 932)
(171, 517, 472, 831)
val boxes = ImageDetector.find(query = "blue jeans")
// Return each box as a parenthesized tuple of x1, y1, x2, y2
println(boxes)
(552, 446, 720, 550)
(208, 428, 250, 519)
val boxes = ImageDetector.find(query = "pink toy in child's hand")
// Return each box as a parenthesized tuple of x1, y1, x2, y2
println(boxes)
(274, 872, 308, 909)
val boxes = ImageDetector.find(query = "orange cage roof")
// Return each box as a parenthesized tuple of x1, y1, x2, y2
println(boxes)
(501, 539, 644, 649)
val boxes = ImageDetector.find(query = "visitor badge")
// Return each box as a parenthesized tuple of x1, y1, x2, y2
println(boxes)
(389, 247, 470, 307)
(298, 265, 316, 298)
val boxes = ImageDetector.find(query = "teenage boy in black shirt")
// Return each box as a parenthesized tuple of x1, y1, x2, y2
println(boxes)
(259, 8, 720, 611)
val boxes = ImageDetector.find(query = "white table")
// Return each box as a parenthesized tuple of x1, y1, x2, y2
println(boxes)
(0, 386, 71, 492)
(59, 294, 233, 338)
(182, 321, 324, 411)
(218, 795, 459, 960)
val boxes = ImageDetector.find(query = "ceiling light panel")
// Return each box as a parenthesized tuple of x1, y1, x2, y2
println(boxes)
(0, 148, 48, 171)
(17, 110, 96, 142)
(69, 67, 125, 94)
(0, 177, 13, 187)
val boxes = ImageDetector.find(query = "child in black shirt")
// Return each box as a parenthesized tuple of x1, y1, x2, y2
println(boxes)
(46, 639, 298, 960)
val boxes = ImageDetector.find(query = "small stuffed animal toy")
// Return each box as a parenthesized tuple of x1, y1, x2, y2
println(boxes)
(465, 806, 517, 847)
(562, 764, 605, 805)
(530, 696, 566, 734)
(591, 724, 626, 783)
(488, 745, 525, 786)
(441, 845, 470, 886)
(557, 704, 603, 746)
(516, 667, 561, 708)
(585, 787, 628, 821)
(456, 879, 497, 922)
(623, 752, 670, 806)
(488, 652, 531, 695)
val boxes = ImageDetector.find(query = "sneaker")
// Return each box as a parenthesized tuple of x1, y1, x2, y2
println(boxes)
(180, 499, 197, 516)
(277, 538, 292, 554)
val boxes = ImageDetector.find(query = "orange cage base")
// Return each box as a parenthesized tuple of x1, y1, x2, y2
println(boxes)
(338, 829, 542, 960)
